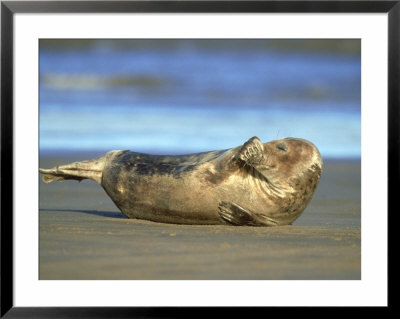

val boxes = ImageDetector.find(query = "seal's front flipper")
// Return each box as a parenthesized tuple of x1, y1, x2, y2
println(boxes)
(237, 136, 265, 166)
(218, 201, 278, 226)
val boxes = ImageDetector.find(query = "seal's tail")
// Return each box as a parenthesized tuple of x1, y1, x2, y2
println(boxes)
(39, 150, 127, 185)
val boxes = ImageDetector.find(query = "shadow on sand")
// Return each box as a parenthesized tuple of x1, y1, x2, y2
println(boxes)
(41, 208, 127, 219)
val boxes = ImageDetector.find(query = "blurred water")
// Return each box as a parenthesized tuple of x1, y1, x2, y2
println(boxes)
(39, 40, 361, 158)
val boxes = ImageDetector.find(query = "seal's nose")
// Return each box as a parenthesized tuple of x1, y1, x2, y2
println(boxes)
(288, 137, 323, 168)
(309, 142, 323, 168)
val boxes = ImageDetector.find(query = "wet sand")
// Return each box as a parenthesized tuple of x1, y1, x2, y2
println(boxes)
(39, 153, 360, 280)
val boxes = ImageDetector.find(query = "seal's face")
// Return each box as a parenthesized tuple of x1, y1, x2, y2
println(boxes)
(257, 138, 322, 185)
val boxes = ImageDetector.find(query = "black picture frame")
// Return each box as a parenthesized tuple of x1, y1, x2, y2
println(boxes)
(1, 1, 395, 317)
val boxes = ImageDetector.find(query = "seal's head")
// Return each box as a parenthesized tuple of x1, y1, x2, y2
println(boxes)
(255, 138, 322, 191)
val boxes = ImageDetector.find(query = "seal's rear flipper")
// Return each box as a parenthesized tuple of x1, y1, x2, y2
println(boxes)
(39, 150, 128, 185)
(40, 169, 86, 183)
(218, 201, 278, 226)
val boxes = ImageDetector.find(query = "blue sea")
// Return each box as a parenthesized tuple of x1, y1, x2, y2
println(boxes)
(39, 40, 361, 159)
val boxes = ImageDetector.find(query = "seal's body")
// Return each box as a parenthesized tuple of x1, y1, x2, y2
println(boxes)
(40, 136, 322, 226)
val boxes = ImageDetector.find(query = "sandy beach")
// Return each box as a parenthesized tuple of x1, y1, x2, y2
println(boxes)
(39, 153, 360, 280)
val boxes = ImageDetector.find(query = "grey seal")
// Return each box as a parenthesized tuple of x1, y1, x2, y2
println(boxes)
(39, 136, 322, 226)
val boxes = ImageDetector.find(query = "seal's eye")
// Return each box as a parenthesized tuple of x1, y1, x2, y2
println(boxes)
(276, 144, 287, 152)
